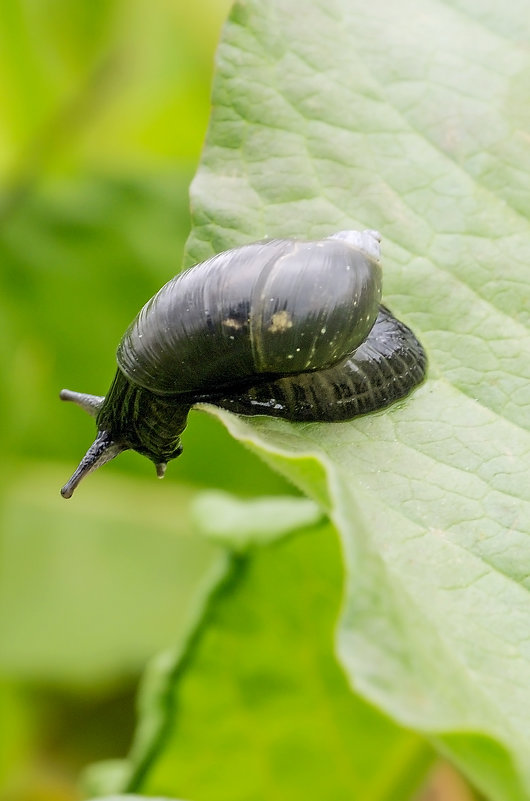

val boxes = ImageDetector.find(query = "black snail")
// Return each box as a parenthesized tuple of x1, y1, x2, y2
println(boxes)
(60, 230, 426, 498)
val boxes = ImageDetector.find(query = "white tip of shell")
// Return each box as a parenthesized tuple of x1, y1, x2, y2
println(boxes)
(329, 230, 381, 261)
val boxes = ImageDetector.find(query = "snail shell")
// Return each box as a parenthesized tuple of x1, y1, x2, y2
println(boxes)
(60, 230, 426, 498)
(118, 230, 382, 393)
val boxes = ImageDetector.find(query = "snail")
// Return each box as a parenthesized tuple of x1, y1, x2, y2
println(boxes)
(60, 230, 426, 498)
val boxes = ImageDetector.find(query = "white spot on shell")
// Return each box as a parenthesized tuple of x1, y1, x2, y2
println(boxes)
(268, 310, 293, 333)
(223, 318, 243, 330)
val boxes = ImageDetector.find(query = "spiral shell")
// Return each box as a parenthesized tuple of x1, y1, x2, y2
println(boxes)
(117, 231, 382, 394)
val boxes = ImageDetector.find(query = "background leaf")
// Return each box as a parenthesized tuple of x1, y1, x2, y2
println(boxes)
(88, 797, 184, 801)
(90, 519, 433, 801)
(0, 465, 227, 688)
(190, 490, 323, 549)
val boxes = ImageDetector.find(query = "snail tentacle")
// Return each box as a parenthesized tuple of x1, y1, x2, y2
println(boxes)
(60, 389, 104, 418)
(60, 430, 126, 499)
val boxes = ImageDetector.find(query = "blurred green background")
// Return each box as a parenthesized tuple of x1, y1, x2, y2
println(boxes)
(0, 2, 300, 799)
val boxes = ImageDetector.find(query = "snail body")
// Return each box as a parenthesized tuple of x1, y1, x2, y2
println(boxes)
(60, 230, 426, 498)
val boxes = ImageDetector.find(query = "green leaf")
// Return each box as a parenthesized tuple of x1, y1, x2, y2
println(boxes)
(88, 797, 183, 801)
(0, 462, 227, 689)
(191, 490, 323, 549)
(0, 681, 34, 788)
(178, 0, 530, 798)
(0, 0, 233, 181)
(90, 520, 432, 800)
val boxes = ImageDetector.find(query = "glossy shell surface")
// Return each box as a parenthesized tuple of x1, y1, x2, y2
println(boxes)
(117, 235, 382, 395)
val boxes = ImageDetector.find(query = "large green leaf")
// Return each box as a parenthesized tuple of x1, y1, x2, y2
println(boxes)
(177, 0, 530, 798)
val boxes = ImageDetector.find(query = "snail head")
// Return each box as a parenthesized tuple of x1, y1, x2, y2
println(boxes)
(59, 374, 186, 499)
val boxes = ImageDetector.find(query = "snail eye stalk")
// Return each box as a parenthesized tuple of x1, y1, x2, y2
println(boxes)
(60, 388, 104, 418)
(60, 430, 126, 499)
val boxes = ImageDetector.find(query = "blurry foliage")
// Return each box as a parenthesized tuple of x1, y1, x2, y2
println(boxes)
(0, 469, 226, 687)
